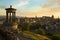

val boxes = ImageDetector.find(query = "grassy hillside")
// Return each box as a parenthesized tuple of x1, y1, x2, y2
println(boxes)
(21, 31, 51, 40)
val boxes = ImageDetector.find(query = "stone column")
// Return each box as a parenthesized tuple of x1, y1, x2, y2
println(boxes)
(6, 12, 8, 22)
(14, 12, 16, 20)
(14, 12, 16, 22)
(12, 12, 16, 22)
(10, 13, 11, 22)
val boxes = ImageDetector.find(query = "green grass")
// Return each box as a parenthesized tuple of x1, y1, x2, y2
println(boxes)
(21, 31, 51, 40)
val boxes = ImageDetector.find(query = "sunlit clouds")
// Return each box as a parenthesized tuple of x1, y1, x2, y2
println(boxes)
(0, 0, 60, 18)
(13, 0, 30, 8)
(0, 9, 5, 16)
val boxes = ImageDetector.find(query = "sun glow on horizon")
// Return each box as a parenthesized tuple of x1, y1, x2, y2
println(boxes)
(0, 0, 60, 18)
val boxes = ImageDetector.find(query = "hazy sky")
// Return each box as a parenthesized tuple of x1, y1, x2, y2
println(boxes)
(0, 0, 60, 18)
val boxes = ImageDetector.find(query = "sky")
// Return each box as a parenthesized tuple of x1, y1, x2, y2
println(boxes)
(0, 0, 60, 18)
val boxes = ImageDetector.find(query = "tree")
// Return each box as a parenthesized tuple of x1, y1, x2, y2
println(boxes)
(30, 22, 40, 31)
(37, 28, 46, 35)
(21, 23, 31, 31)
(51, 33, 60, 40)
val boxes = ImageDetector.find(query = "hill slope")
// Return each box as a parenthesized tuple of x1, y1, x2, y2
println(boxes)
(20, 31, 51, 40)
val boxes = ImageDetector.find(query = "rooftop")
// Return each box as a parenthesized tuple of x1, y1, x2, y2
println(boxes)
(5, 5, 16, 10)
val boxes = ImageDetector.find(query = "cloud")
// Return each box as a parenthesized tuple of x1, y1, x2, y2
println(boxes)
(14, 0, 30, 8)
(0, 0, 60, 18)
(44, 0, 60, 7)
(40, 0, 60, 13)
(0, 5, 9, 9)
(32, 0, 40, 2)
(0, 9, 5, 16)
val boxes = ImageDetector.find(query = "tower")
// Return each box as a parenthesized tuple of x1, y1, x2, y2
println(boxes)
(5, 5, 16, 23)
(51, 15, 54, 19)
(1, 5, 18, 31)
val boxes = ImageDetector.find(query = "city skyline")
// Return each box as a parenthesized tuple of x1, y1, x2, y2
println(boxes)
(0, 0, 60, 18)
